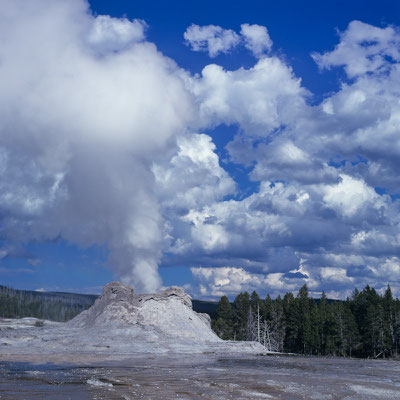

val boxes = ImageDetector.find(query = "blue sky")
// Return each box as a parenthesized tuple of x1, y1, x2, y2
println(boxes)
(91, 0, 399, 95)
(1, 0, 400, 299)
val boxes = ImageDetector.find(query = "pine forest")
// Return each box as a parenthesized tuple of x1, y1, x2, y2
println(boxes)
(212, 284, 400, 359)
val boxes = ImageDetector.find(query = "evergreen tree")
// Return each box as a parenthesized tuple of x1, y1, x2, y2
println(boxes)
(332, 301, 346, 356)
(271, 295, 285, 351)
(382, 285, 395, 356)
(309, 299, 321, 354)
(0, 285, 96, 322)
(264, 294, 273, 322)
(213, 295, 234, 340)
(394, 298, 400, 356)
(232, 291, 250, 340)
(343, 299, 361, 357)
(318, 292, 329, 355)
(250, 291, 261, 312)
(283, 292, 298, 352)
(297, 284, 312, 354)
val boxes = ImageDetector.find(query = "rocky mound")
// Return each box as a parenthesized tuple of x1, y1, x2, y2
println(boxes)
(1, 282, 266, 358)
(68, 282, 218, 341)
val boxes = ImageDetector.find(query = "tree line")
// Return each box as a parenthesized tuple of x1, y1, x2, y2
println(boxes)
(0, 285, 96, 322)
(212, 284, 400, 358)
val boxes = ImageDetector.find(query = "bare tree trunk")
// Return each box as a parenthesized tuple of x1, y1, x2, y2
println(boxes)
(257, 303, 260, 343)
(263, 320, 267, 348)
(264, 320, 272, 351)
(247, 307, 256, 341)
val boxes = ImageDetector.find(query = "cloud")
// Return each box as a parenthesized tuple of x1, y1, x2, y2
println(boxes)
(306, 22, 400, 195)
(188, 57, 307, 134)
(153, 133, 235, 212)
(240, 23, 272, 57)
(87, 15, 147, 54)
(184, 23, 272, 58)
(312, 21, 400, 78)
(190, 266, 288, 298)
(153, 19, 400, 297)
(320, 267, 354, 284)
(2, 4, 400, 299)
(176, 20, 400, 298)
(165, 170, 400, 297)
(184, 24, 240, 57)
(321, 174, 382, 218)
(0, 243, 41, 266)
(248, 138, 338, 184)
(190, 266, 315, 298)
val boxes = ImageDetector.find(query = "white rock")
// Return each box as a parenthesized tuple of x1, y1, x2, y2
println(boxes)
(0, 282, 267, 358)
(68, 282, 217, 341)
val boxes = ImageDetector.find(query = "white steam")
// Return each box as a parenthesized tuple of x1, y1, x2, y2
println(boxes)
(0, 0, 194, 292)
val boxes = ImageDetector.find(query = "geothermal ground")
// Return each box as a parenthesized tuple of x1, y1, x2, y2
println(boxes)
(1, 283, 400, 399)
(0, 282, 264, 358)
(1, 353, 400, 399)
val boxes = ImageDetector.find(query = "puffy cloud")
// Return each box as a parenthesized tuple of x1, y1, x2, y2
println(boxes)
(3, 3, 400, 300)
(190, 266, 298, 298)
(240, 23, 272, 57)
(312, 21, 400, 78)
(307, 22, 400, 194)
(167, 171, 400, 297)
(188, 57, 307, 134)
(248, 138, 338, 184)
(176, 20, 400, 298)
(184, 23, 272, 59)
(321, 174, 382, 218)
(87, 15, 147, 53)
(320, 267, 354, 284)
(184, 24, 240, 57)
(153, 133, 235, 211)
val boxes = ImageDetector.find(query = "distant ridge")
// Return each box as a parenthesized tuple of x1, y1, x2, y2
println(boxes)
(0, 284, 218, 321)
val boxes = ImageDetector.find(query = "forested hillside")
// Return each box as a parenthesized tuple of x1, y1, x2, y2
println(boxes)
(0, 285, 97, 322)
(212, 284, 400, 359)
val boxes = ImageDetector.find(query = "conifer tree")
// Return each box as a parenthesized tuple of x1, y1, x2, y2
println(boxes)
(213, 295, 234, 340)
(264, 293, 273, 322)
(283, 291, 298, 352)
(233, 291, 250, 340)
(343, 299, 360, 357)
(382, 285, 395, 356)
(318, 291, 329, 354)
(309, 299, 321, 354)
(297, 284, 312, 354)
(271, 295, 285, 351)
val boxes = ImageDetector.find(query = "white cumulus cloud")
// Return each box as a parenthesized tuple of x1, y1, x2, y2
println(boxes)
(184, 24, 240, 57)
(312, 20, 400, 78)
(3, 4, 400, 299)
(188, 57, 307, 134)
(87, 15, 147, 54)
(184, 23, 272, 58)
(240, 23, 272, 57)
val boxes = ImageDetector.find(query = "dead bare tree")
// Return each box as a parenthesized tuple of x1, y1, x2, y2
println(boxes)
(247, 307, 257, 341)
(257, 303, 260, 343)
(261, 320, 280, 351)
